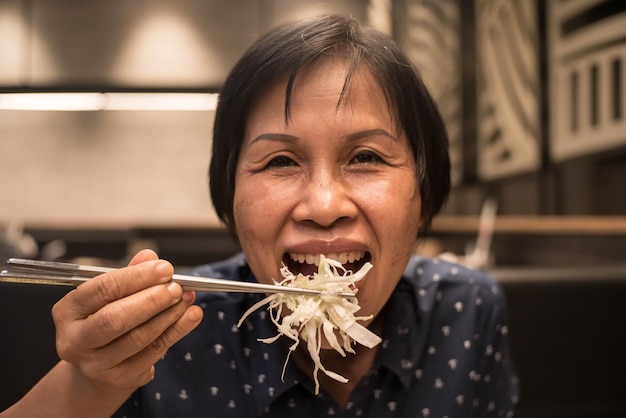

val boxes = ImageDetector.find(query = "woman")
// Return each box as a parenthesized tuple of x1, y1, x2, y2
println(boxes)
(2, 15, 518, 418)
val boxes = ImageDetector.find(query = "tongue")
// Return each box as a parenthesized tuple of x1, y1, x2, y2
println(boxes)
(342, 261, 359, 273)
(296, 261, 363, 278)
(298, 263, 318, 278)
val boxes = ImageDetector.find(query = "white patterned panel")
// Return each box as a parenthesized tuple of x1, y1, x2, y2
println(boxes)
(549, 0, 626, 161)
(403, 0, 463, 186)
(475, 0, 541, 179)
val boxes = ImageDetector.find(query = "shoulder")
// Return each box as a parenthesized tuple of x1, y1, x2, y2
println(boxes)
(186, 252, 250, 280)
(403, 255, 506, 312)
(405, 255, 499, 288)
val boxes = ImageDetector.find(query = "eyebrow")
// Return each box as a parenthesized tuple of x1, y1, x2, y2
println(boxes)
(249, 133, 298, 145)
(344, 128, 398, 142)
(249, 129, 398, 145)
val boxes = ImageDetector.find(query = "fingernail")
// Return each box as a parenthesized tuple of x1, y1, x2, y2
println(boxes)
(167, 281, 183, 299)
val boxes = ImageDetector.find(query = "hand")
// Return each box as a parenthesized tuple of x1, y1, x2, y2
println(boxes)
(50, 249, 203, 394)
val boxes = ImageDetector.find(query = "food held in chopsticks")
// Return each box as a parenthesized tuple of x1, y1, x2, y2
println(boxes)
(237, 254, 381, 393)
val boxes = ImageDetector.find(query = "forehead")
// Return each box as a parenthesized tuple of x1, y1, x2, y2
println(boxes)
(247, 58, 397, 129)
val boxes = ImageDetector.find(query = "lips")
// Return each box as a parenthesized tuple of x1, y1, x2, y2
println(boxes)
(283, 251, 370, 277)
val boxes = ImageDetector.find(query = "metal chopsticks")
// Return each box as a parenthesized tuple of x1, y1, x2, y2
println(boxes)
(0, 258, 356, 298)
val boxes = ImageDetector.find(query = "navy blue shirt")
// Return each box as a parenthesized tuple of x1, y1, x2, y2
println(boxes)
(115, 253, 518, 417)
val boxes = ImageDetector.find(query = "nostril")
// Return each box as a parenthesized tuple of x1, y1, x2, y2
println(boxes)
(292, 181, 358, 228)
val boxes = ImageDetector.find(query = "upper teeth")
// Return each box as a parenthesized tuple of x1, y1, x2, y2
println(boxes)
(289, 251, 365, 266)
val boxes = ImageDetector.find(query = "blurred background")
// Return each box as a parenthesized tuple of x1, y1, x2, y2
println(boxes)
(0, 0, 625, 417)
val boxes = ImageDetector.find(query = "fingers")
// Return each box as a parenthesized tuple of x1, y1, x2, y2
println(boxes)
(74, 295, 204, 389)
(56, 259, 174, 322)
(70, 280, 185, 350)
(105, 303, 204, 388)
(50, 250, 204, 391)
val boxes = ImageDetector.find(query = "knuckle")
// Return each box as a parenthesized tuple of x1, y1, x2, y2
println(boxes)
(55, 338, 72, 361)
(50, 300, 62, 321)
(126, 327, 157, 351)
(142, 366, 156, 385)
(144, 286, 171, 311)
(96, 303, 129, 337)
(55, 328, 85, 363)
(131, 367, 155, 388)
(94, 276, 125, 304)
(51, 296, 75, 325)
(145, 310, 187, 357)
(126, 365, 155, 389)
(148, 336, 170, 357)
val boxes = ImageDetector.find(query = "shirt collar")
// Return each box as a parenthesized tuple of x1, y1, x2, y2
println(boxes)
(376, 277, 426, 389)
(243, 261, 429, 411)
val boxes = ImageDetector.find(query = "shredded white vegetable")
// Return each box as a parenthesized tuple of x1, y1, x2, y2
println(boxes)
(237, 255, 382, 394)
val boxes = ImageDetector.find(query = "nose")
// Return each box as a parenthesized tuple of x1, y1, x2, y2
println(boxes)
(292, 169, 358, 228)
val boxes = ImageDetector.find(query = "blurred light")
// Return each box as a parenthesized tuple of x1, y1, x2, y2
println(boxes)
(105, 93, 217, 110)
(0, 93, 103, 110)
(0, 92, 218, 111)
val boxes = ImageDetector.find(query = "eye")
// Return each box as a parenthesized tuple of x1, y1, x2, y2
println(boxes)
(350, 150, 383, 165)
(266, 155, 297, 168)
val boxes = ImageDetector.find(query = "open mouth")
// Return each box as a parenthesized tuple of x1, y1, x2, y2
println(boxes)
(282, 251, 371, 278)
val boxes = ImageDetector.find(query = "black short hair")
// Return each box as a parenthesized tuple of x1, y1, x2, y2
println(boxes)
(210, 14, 450, 233)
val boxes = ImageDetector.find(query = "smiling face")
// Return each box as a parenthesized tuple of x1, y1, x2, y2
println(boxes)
(233, 58, 422, 323)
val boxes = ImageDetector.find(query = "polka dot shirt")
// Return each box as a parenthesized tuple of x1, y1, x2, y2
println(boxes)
(114, 253, 519, 417)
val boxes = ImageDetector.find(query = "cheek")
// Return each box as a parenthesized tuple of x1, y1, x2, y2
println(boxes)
(365, 178, 421, 267)
(233, 179, 289, 252)
(233, 187, 276, 284)
(396, 185, 422, 241)
(237, 184, 283, 220)
(358, 177, 421, 228)
(233, 184, 261, 245)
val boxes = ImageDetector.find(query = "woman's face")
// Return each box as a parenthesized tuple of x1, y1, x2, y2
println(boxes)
(233, 59, 421, 323)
